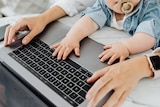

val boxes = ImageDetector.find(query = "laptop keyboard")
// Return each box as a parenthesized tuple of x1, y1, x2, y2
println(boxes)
(8, 38, 93, 107)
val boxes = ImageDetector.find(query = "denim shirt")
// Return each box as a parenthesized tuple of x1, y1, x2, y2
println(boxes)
(81, 0, 160, 49)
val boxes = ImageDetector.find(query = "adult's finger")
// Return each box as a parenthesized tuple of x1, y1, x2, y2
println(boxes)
(22, 28, 39, 45)
(4, 25, 12, 46)
(86, 71, 112, 100)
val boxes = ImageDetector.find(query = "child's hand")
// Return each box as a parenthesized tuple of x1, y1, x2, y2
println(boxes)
(99, 42, 129, 65)
(50, 36, 80, 60)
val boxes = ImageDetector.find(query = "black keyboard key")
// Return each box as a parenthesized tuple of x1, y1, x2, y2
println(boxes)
(42, 56, 49, 61)
(34, 66, 41, 72)
(58, 84, 66, 91)
(33, 58, 40, 63)
(41, 49, 48, 54)
(64, 64, 70, 69)
(18, 53, 25, 58)
(39, 70, 46, 75)
(48, 77, 56, 83)
(66, 73, 73, 79)
(26, 59, 33, 65)
(22, 56, 28, 61)
(69, 68, 76, 73)
(30, 63, 38, 68)
(51, 63, 58, 68)
(42, 64, 49, 69)
(30, 54, 36, 60)
(82, 85, 91, 92)
(64, 88, 72, 95)
(25, 51, 32, 56)
(57, 74, 64, 80)
(69, 92, 78, 99)
(79, 68, 88, 74)
(38, 61, 45, 66)
(13, 50, 21, 55)
(51, 71, 59, 77)
(38, 54, 45, 58)
(71, 77, 78, 83)
(47, 60, 54, 65)
(59, 61, 66, 66)
(31, 42, 39, 48)
(73, 86, 80, 92)
(77, 81, 85, 87)
(53, 80, 61, 87)
(25, 45, 32, 50)
(86, 72, 93, 78)
(74, 71, 81, 77)
(34, 51, 41, 56)
(78, 90, 86, 98)
(67, 82, 74, 88)
(62, 78, 69, 84)
(61, 70, 68, 75)
(43, 72, 51, 79)
(45, 52, 52, 57)
(65, 58, 81, 69)
(47, 67, 54, 73)
(30, 48, 36, 53)
(40, 41, 49, 48)
(75, 97, 84, 104)
(56, 67, 63, 71)
(79, 75, 87, 80)
(21, 48, 28, 53)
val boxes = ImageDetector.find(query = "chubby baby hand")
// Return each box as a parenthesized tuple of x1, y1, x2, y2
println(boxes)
(50, 36, 80, 60)
(99, 42, 129, 65)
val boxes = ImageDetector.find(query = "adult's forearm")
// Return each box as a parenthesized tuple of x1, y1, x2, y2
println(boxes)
(39, 6, 67, 25)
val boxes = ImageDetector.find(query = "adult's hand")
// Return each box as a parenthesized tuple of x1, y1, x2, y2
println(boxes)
(4, 15, 47, 46)
(86, 56, 153, 107)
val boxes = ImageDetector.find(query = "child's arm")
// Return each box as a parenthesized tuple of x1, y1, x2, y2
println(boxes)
(99, 32, 155, 65)
(121, 32, 155, 54)
(51, 15, 99, 60)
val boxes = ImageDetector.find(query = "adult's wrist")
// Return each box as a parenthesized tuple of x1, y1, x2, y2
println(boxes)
(145, 48, 160, 79)
(125, 55, 153, 79)
(40, 6, 66, 25)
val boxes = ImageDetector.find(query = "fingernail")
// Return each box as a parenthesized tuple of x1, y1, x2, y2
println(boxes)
(86, 93, 92, 100)
(100, 59, 103, 62)
(22, 39, 28, 44)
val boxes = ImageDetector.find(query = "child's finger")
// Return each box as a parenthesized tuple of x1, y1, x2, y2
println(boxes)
(52, 44, 61, 57)
(108, 54, 119, 65)
(99, 51, 112, 62)
(74, 47, 80, 56)
(50, 42, 60, 49)
(103, 44, 112, 49)
(98, 49, 110, 58)
(57, 47, 66, 60)
(62, 48, 73, 60)
(120, 56, 126, 62)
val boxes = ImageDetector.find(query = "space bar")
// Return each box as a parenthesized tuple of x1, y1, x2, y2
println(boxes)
(65, 58, 81, 69)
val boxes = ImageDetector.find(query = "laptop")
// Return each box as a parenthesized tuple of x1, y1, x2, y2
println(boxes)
(0, 21, 113, 107)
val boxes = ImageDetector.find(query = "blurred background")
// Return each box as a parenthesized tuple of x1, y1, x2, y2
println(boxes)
(0, 0, 3, 17)
(0, 0, 56, 17)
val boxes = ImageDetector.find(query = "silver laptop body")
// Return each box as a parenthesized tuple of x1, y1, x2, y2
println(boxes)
(0, 21, 112, 107)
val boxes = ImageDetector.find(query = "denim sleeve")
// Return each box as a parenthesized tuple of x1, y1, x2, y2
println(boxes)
(136, 6, 160, 49)
(81, 0, 107, 29)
